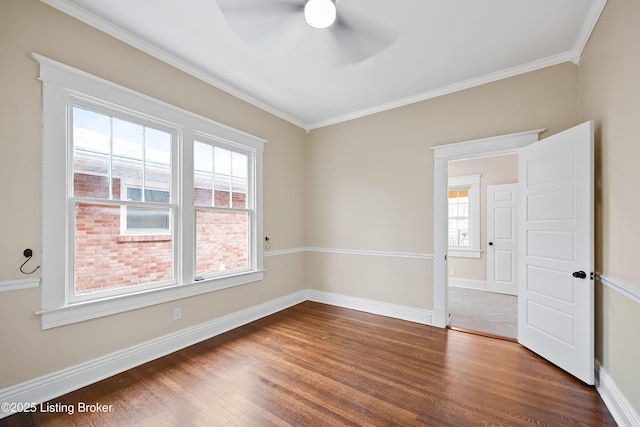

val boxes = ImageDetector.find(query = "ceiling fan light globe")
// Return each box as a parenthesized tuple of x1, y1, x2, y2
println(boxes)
(304, 0, 336, 29)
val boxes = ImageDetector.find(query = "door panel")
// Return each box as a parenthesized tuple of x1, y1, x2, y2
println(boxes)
(487, 183, 518, 295)
(518, 121, 594, 385)
(527, 300, 575, 344)
(527, 265, 575, 303)
(528, 190, 575, 220)
(527, 230, 574, 261)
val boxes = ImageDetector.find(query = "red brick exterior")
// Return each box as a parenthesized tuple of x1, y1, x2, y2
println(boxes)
(73, 173, 248, 295)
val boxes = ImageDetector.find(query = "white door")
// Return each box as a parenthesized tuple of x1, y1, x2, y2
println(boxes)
(487, 183, 518, 296)
(518, 121, 594, 385)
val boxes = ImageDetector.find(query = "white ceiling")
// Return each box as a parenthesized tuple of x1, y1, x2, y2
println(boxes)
(42, 0, 606, 130)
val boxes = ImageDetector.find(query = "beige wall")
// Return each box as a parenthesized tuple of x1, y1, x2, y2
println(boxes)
(448, 154, 518, 283)
(579, 0, 640, 412)
(306, 63, 579, 308)
(0, 0, 307, 386)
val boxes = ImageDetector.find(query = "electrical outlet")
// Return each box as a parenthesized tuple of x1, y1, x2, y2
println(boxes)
(173, 307, 182, 321)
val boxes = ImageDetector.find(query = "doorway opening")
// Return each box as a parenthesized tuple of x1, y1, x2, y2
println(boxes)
(447, 154, 519, 340)
(430, 128, 544, 330)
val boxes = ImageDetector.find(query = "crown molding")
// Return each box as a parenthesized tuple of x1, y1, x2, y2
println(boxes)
(307, 51, 576, 130)
(570, 0, 608, 64)
(39, 0, 309, 130)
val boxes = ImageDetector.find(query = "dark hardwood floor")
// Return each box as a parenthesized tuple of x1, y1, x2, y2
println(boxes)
(2, 301, 615, 426)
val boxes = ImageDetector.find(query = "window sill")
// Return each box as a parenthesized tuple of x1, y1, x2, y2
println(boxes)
(448, 249, 482, 259)
(38, 270, 264, 330)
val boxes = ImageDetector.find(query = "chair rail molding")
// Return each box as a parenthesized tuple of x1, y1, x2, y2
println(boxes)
(598, 274, 640, 304)
(0, 278, 41, 292)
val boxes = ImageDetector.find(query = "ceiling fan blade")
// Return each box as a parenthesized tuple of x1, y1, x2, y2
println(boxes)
(217, 0, 304, 16)
(329, 4, 399, 65)
(217, 0, 305, 46)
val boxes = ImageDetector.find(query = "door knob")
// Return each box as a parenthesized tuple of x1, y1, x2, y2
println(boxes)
(572, 271, 587, 279)
(488, 241, 494, 246)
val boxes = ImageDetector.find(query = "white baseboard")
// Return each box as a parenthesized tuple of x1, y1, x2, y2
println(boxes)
(307, 289, 433, 325)
(0, 290, 307, 419)
(596, 362, 640, 427)
(448, 278, 487, 291)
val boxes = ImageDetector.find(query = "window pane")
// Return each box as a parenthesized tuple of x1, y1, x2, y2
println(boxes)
(458, 202, 469, 217)
(448, 202, 455, 217)
(72, 107, 111, 199)
(232, 152, 248, 208)
(195, 210, 249, 277)
(215, 147, 231, 175)
(214, 147, 231, 208)
(144, 188, 170, 203)
(74, 202, 173, 295)
(112, 118, 143, 189)
(145, 127, 172, 195)
(127, 207, 171, 230)
(448, 187, 470, 248)
(194, 141, 213, 206)
(449, 231, 459, 246)
(126, 187, 142, 202)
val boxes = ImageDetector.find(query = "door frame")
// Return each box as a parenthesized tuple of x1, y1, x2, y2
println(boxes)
(431, 128, 544, 328)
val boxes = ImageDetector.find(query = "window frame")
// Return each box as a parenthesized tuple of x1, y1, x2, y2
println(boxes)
(37, 53, 265, 329)
(447, 174, 481, 259)
(193, 134, 256, 280)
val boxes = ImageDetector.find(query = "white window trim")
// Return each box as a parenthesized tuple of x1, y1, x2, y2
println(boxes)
(448, 174, 481, 259)
(35, 53, 265, 329)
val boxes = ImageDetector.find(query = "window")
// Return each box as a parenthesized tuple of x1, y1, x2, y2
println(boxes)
(37, 54, 264, 329)
(448, 189, 469, 247)
(193, 140, 252, 279)
(448, 175, 481, 258)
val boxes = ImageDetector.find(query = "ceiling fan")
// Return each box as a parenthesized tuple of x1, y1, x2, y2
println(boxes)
(216, 0, 398, 66)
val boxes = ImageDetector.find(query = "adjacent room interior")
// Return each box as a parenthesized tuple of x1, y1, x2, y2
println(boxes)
(447, 154, 519, 340)
(1, 0, 638, 425)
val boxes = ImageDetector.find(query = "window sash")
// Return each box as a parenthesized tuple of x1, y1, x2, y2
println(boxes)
(193, 137, 255, 280)
(69, 198, 178, 303)
(68, 97, 179, 302)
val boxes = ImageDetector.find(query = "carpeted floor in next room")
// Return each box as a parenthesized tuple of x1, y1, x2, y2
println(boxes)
(448, 286, 518, 339)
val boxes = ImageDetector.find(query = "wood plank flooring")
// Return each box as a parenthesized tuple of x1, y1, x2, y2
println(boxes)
(2, 301, 615, 426)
